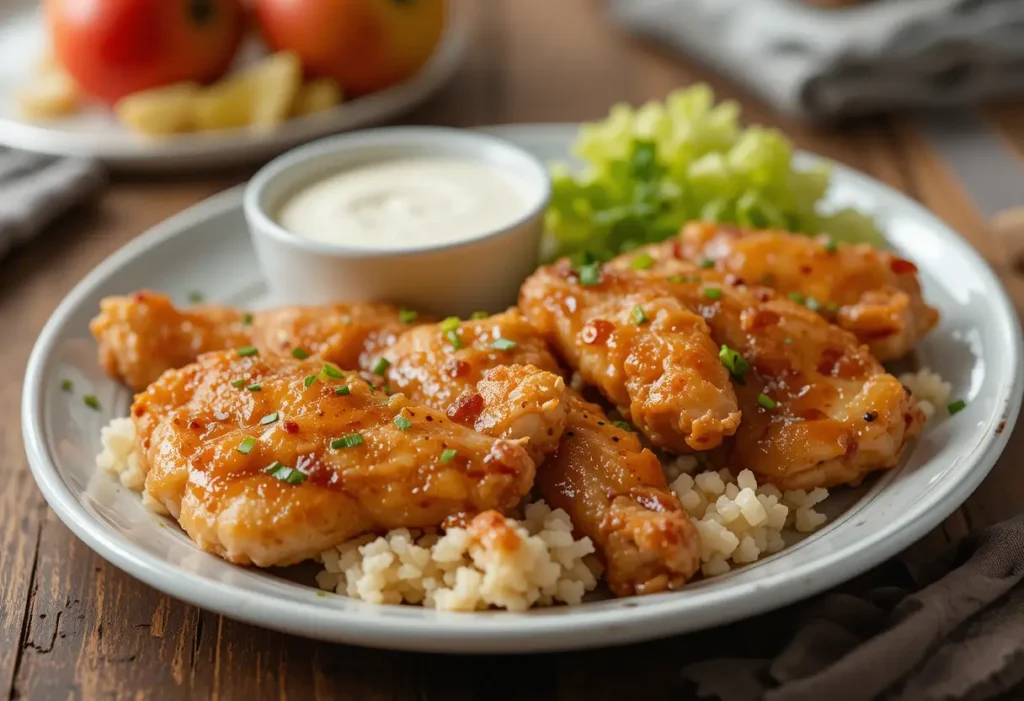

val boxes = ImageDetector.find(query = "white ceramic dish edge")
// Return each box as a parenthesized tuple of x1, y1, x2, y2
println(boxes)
(21, 125, 1024, 653)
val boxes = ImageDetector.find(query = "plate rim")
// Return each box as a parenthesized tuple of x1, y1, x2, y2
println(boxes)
(21, 124, 1024, 653)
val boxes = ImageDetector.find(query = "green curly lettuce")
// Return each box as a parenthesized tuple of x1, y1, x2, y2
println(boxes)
(543, 85, 885, 263)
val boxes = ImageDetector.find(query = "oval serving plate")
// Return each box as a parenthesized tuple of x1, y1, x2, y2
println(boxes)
(0, 0, 469, 171)
(22, 125, 1023, 653)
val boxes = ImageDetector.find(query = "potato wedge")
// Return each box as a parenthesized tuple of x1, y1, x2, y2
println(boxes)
(115, 83, 201, 136)
(193, 51, 302, 131)
(290, 78, 343, 118)
(18, 64, 80, 120)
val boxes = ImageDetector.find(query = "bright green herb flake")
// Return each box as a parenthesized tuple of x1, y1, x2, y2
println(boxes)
(399, 308, 419, 324)
(489, 337, 518, 351)
(805, 297, 821, 312)
(699, 258, 716, 269)
(631, 305, 648, 324)
(445, 329, 463, 350)
(719, 344, 750, 379)
(757, 393, 777, 410)
(237, 436, 257, 455)
(83, 395, 100, 410)
(335, 386, 350, 396)
(246, 383, 262, 392)
(372, 358, 391, 376)
(577, 262, 601, 286)
(948, 399, 967, 415)
(823, 237, 838, 253)
(291, 347, 309, 360)
(61, 379, 72, 392)
(237, 346, 259, 357)
(241, 313, 253, 326)
(440, 317, 461, 333)
(187, 291, 204, 304)
(259, 412, 279, 425)
(230, 378, 246, 388)
(612, 420, 633, 432)
(304, 375, 317, 388)
(630, 253, 655, 270)
(471, 311, 489, 320)
(332, 433, 364, 449)
(322, 363, 343, 379)
(264, 462, 306, 485)
(394, 415, 412, 431)
(440, 448, 457, 462)
(787, 292, 806, 304)
(704, 287, 723, 300)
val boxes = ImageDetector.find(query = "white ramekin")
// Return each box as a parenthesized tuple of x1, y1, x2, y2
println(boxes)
(243, 126, 551, 318)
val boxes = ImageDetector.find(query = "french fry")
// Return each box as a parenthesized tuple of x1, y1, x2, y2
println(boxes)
(115, 83, 201, 136)
(193, 51, 302, 131)
(290, 78, 343, 117)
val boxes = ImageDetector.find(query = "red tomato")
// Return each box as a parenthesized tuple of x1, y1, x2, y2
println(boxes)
(46, 0, 247, 105)
(254, 0, 445, 96)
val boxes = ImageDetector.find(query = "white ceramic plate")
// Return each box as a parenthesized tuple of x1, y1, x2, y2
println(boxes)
(0, 0, 468, 171)
(22, 125, 1023, 653)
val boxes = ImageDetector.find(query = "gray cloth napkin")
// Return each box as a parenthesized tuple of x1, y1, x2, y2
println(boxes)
(0, 149, 106, 260)
(608, 0, 1024, 121)
(683, 513, 1024, 701)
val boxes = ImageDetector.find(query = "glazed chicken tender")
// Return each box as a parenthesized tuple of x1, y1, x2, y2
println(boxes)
(519, 263, 741, 452)
(673, 223, 940, 361)
(134, 350, 536, 567)
(606, 251, 924, 490)
(90, 291, 417, 391)
(370, 310, 701, 594)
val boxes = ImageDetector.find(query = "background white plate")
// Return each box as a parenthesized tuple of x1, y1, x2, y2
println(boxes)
(22, 125, 1024, 653)
(0, 0, 469, 171)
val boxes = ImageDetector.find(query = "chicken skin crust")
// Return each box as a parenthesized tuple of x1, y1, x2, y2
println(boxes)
(604, 252, 925, 490)
(673, 222, 940, 361)
(134, 350, 535, 567)
(371, 311, 701, 594)
(519, 264, 741, 453)
(90, 291, 417, 391)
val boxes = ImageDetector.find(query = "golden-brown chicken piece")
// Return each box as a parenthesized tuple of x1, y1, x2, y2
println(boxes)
(605, 252, 925, 489)
(539, 394, 700, 596)
(519, 263, 741, 453)
(134, 350, 536, 567)
(366, 309, 568, 462)
(90, 291, 420, 391)
(672, 222, 940, 361)
(372, 311, 701, 595)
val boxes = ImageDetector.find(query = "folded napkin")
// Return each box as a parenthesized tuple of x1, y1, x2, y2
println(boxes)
(683, 513, 1024, 701)
(608, 0, 1024, 120)
(0, 149, 106, 260)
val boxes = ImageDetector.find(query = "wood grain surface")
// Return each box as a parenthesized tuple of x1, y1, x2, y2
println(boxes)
(3, 1, 1023, 699)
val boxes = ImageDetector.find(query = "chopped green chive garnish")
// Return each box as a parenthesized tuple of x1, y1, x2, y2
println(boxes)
(631, 305, 648, 325)
(471, 311, 489, 320)
(948, 399, 967, 415)
(372, 358, 391, 376)
(489, 338, 517, 351)
(823, 238, 838, 254)
(291, 347, 309, 360)
(445, 329, 463, 350)
(246, 383, 262, 392)
(332, 433, 364, 449)
(787, 292, 806, 304)
(260, 412, 279, 425)
(322, 363, 343, 379)
(440, 448, 457, 462)
(630, 253, 654, 270)
(335, 386, 350, 396)
(719, 344, 750, 379)
(612, 420, 633, 432)
(383, 384, 393, 395)
(304, 375, 317, 388)
(399, 308, 419, 324)
(805, 297, 821, 312)
(577, 262, 601, 286)
(61, 379, 72, 392)
(704, 287, 723, 300)
(264, 462, 306, 485)
(237, 436, 257, 455)
(699, 257, 716, 269)
(230, 378, 246, 388)
(83, 395, 100, 410)
(237, 346, 259, 357)
(241, 313, 253, 326)
(394, 415, 412, 431)
(440, 317, 461, 333)
(188, 291, 204, 304)
(757, 393, 777, 410)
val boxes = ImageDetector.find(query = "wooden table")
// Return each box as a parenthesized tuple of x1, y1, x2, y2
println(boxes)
(3, 1, 1023, 698)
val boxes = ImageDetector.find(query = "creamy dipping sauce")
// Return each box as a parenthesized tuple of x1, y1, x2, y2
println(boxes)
(277, 156, 534, 250)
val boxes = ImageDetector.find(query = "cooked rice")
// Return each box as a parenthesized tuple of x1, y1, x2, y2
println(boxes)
(96, 417, 146, 490)
(898, 367, 952, 420)
(315, 504, 600, 611)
